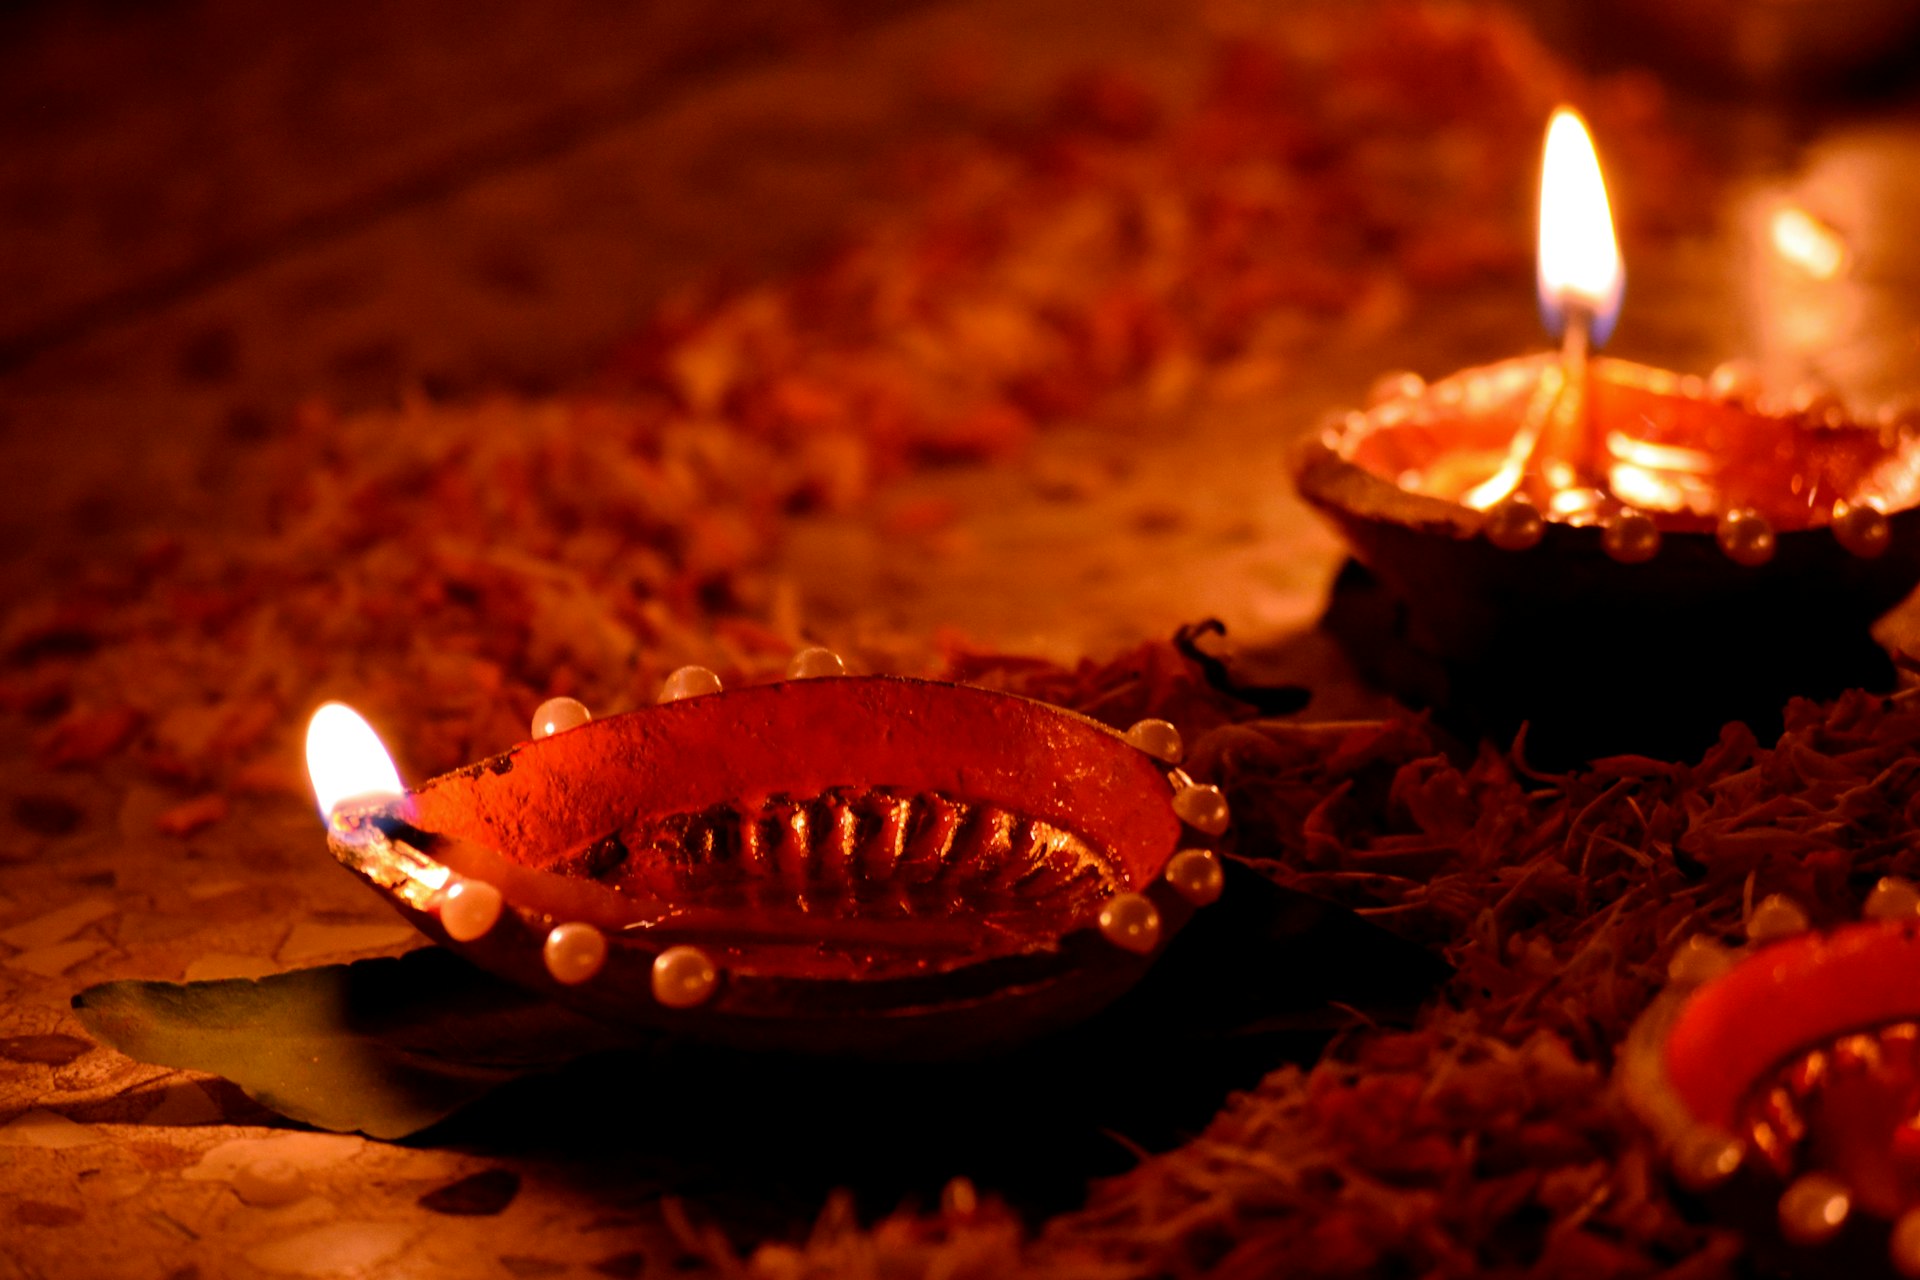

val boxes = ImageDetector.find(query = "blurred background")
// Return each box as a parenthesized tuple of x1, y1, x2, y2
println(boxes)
(1, 4, 1917, 495)
(0, 4, 1913, 444)
(8, 5, 1920, 1275)
(7, 0, 1920, 653)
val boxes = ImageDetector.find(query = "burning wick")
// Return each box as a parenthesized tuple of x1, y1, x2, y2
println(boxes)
(1468, 108, 1621, 527)
(304, 702, 450, 875)
(305, 701, 455, 901)
(302, 700, 659, 966)
(306, 702, 406, 832)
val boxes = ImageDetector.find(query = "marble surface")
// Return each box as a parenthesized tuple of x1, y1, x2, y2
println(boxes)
(6, 0, 1920, 1276)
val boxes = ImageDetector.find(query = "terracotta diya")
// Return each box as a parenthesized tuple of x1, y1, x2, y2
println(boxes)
(1294, 109, 1920, 758)
(1621, 885, 1920, 1277)
(305, 654, 1231, 1058)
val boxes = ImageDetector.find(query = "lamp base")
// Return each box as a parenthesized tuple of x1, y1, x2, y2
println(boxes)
(1319, 558, 1897, 767)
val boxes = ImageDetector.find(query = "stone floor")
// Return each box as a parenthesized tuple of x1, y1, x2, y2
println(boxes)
(7, 0, 1920, 1276)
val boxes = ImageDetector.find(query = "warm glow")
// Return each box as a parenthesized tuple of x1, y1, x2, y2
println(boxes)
(1770, 205, 1847, 280)
(1606, 431, 1719, 516)
(1605, 432, 1716, 475)
(1607, 464, 1686, 513)
(1538, 108, 1624, 345)
(306, 702, 405, 821)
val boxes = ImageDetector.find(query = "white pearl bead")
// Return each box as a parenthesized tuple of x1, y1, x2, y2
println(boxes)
(1483, 496, 1544, 551)
(658, 666, 723, 703)
(1366, 370, 1425, 408)
(1124, 718, 1184, 764)
(1097, 893, 1162, 954)
(1716, 508, 1776, 567)
(439, 878, 503, 942)
(1670, 1127, 1744, 1192)
(1833, 500, 1891, 559)
(1778, 1172, 1851, 1246)
(785, 647, 847, 679)
(1866, 876, 1920, 922)
(543, 922, 607, 985)
(1665, 934, 1734, 987)
(651, 945, 719, 1009)
(1171, 783, 1230, 836)
(1165, 848, 1225, 905)
(1602, 509, 1661, 564)
(1747, 893, 1810, 943)
(1891, 1207, 1920, 1278)
(531, 696, 591, 739)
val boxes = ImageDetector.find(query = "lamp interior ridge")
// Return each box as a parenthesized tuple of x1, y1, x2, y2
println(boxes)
(550, 787, 1123, 947)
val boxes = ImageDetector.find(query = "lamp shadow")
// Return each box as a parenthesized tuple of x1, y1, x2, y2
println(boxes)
(427, 862, 1447, 1229)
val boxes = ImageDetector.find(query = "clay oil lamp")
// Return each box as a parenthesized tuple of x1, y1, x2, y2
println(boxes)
(1294, 109, 1920, 760)
(1621, 886, 1920, 1278)
(304, 653, 1231, 1058)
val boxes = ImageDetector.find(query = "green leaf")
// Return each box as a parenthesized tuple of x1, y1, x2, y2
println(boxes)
(69, 870, 1447, 1146)
(72, 948, 641, 1139)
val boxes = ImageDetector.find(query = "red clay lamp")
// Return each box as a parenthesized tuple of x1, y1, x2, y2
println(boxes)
(1622, 886, 1920, 1278)
(304, 664, 1231, 1059)
(1295, 108, 1920, 760)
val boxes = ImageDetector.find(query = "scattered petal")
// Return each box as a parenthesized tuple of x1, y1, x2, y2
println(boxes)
(154, 793, 230, 838)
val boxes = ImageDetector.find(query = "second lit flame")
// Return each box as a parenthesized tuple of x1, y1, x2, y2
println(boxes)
(1538, 108, 1624, 346)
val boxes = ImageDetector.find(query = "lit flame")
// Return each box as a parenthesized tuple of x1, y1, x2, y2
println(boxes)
(306, 702, 405, 823)
(1538, 107, 1624, 345)
(1770, 205, 1847, 280)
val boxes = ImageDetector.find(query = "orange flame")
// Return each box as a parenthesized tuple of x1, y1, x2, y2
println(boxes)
(305, 702, 405, 823)
(1538, 108, 1624, 345)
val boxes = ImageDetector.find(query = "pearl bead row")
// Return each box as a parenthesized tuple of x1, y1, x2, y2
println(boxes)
(528, 646, 851, 742)
(1660, 876, 1920, 1272)
(1095, 716, 1232, 953)
(1482, 494, 1890, 565)
(433, 871, 723, 1007)
(1665, 878, 1920, 992)
(484, 664, 1233, 1011)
